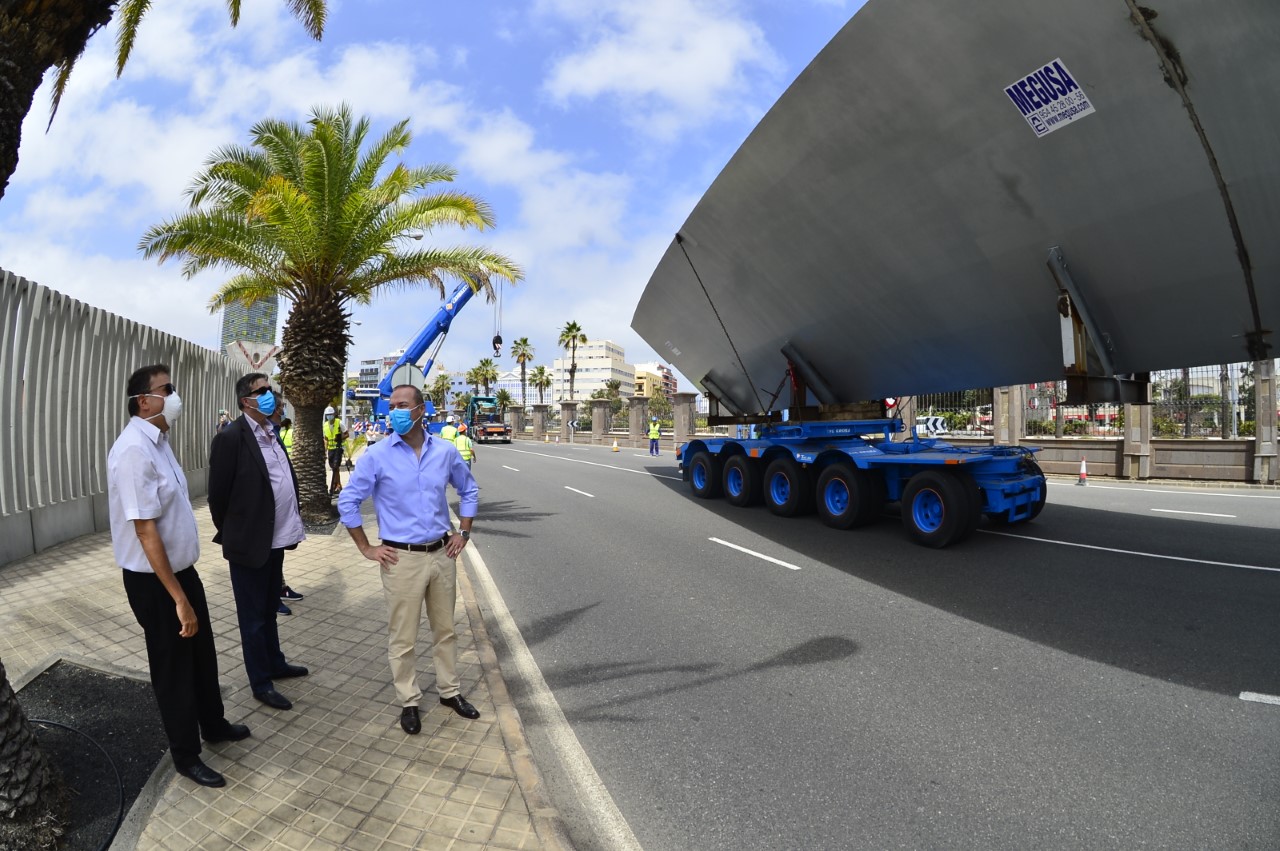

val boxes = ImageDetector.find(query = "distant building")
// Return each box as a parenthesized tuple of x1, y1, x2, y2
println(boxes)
(631, 361, 676, 400)
(220, 297, 278, 351)
(552, 340, 635, 402)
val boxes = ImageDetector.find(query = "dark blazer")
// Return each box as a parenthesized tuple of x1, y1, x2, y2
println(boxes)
(208, 415, 300, 567)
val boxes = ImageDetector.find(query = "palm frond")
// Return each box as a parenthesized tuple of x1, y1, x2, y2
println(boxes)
(286, 0, 328, 39)
(114, 0, 154, 76)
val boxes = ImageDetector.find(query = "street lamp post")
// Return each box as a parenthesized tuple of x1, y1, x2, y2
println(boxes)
(340, 320, 362, 432)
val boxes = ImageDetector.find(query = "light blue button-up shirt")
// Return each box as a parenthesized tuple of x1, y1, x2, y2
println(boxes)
(338, 431, 478, 542)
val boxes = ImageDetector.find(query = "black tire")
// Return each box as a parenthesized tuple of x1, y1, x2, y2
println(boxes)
(688, 451, 722, 499)
(722, 454, 761, 507)
(951, 470, 983, 541)
(901, 469, 976, 548)
(815, 463, 884, 529)
(763, 457, 813, 517)
(988, 457, 1048, 525)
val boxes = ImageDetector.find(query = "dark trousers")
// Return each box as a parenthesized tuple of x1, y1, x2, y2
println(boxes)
(123, 567, 226, 764)
(649, 438, 660, 454)
(228, 548, 288, 694)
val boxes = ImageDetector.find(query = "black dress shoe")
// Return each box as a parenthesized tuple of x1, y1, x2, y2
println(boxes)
(175, 759, 225, 788)
(400, 706, 421, 735)
(439, 695, 480, 719)
(254, 688, 293, 710)
(271, 663, 309, 679)
(203, 722, 251, 744)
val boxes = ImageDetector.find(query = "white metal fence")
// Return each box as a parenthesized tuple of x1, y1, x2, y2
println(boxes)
(1, 268, 241, 563)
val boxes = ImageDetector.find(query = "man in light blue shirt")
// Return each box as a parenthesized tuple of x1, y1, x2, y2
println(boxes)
(338, 385, 481, 735)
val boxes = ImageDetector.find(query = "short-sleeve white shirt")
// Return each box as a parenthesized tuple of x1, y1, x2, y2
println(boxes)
(107, 416, 200, 573)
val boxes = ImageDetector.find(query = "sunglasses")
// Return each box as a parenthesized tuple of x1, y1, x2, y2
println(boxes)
(246, 386, 274, 398)
(149, 382, 177, 395)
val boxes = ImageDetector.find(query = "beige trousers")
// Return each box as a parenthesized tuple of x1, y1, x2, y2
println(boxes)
(380, 548, 459, 706)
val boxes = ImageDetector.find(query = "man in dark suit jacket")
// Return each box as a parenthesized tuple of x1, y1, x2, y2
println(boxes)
(209, 372, 310, 710)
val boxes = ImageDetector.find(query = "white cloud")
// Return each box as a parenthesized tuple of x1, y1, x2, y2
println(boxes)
(539, 0, 781, 138)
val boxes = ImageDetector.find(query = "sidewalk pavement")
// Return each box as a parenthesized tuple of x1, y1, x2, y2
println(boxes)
(0, 467, 569, 851)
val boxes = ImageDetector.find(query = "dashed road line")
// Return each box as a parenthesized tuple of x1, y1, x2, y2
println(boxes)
(1150, 508, 1235, 518)
(565, 486, 595, 498)
(506, 447, 684, 481)
(709, 537, 800, 571)
(501, 465, 520, 472)
(981, 530, 1280, 573)
(1240, 692, 1280, 706)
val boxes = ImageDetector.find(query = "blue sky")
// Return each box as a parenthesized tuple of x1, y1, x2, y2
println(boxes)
(0, 0, 863, 390)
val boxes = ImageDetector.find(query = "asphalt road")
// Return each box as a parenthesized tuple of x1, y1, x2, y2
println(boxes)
(462, 442, 1280, 851)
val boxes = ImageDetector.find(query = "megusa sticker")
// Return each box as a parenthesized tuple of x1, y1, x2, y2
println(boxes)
(1004, 58, 1095, 137)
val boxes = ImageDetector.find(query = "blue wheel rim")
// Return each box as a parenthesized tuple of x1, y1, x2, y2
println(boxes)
(769, 473, 790, 505)
(692, 461, 707, 490)
(824, 478, 849, 516)
(726, 466, 743, 497)
(911, 488, 944, 533)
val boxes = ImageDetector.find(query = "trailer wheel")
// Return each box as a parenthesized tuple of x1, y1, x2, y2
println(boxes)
(764, 457, 813, 517)
(816, 463, 883, 529)
(901, 470, 974, 548)
(951, 470, 982, 541)
(722, 455, 761, 507)
(988, 458, 1047, 525)
(688, 451, 722, 499)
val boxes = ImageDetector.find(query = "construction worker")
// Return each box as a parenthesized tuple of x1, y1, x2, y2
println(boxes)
(648, 416, 662, 456)
(323, 406, 347, 495)
(453, 423, 476, 469)
(279, 417, 294, 457)
(440, 414, 459, 443)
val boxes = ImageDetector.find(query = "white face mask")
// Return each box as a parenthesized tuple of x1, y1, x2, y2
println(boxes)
(135, 392, 184, 427)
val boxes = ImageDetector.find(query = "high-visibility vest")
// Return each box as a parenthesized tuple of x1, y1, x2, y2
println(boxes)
(440, 425, 458, 442)
(454, 433, 473, 461)
(323, 419, 342, 450)
(648, 422, 661, 439)
(280, 426, 293, 455)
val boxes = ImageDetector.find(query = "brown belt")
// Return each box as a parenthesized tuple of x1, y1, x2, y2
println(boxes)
(382, 537, 448, 553)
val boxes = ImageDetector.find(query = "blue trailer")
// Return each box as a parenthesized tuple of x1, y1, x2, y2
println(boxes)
(677, 418, 1045, 548)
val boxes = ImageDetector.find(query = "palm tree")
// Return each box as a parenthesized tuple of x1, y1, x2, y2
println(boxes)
(454, 391, 472, 413)
(428, 372, 453, 412)
(466, 367, 482, 395)
(530, 365, 552, 404)
(558, 320, 587, 400)
(475, 357, 498, 395)
(510, 337, 534, 407)
(495, 389, 513, 412)
(139, 104, 522, 521)
(0, 1, 327, 202)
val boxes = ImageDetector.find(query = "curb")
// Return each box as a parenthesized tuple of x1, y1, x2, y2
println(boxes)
(457, 555, 576, 850)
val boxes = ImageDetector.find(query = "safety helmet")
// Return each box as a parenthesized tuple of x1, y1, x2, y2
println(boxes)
(458, 423, 467, 432)
(651, 416, 657, 422)
(446, 415, 456, 423)
(324, 406, 335, 415)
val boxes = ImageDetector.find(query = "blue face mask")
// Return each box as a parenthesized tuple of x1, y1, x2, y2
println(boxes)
(256, 391, 277, 417)
(389, 407, 420, 435)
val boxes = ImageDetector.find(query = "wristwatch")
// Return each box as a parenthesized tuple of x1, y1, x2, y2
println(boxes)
(459, 530, 471, 541)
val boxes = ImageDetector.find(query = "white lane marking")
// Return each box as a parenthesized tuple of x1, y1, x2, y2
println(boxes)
(709, 537, 800, 571)
(1150, 508, 1236, 518)
(1240, 692, 1280, 706)
(501, 465, 520, 472)
(980, 530, 1280, 574)
(565, 486, 595, 498)
(459, 527, 642, 849)
(570, 446, 592, 451)
(1048, 481, 1280, 499)
(506, 447, 684, 481)
(633, 454, 649, 458)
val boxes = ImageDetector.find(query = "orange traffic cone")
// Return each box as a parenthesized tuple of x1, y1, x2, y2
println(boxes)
(543, 433, 549, 443)
(611, 439, 619, 452)
(1077, 456, 1087, 486)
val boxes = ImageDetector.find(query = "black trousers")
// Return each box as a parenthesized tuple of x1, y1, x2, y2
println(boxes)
(123, 567, 226, 764)
(228, 548, 288, 694)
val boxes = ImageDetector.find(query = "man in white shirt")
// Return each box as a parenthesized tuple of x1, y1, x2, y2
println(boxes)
(108, 364, 249, 788)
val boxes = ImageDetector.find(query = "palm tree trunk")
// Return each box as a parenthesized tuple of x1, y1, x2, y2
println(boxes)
(520, 365, 527, 408)
(0, 658, 52, 820)
(0, 1, 116, 201)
